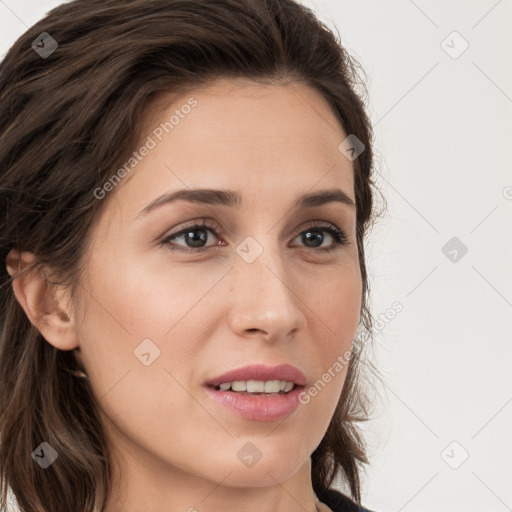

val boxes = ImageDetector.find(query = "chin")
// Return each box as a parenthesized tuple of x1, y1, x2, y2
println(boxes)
(219, 465, 301, 488)
(213, 449, 307, 488)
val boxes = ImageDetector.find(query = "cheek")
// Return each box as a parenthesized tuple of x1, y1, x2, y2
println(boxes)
(72, 260, 214, 455)
(298, 285, 359, 430)
(307, 268, 361, 395)
(307, 264, 362, 340)
(84, 255, 227, 337)
(73, 256, 231, 400)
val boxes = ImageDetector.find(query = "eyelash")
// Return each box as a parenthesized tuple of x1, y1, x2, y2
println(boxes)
(160, 219, 349, 255)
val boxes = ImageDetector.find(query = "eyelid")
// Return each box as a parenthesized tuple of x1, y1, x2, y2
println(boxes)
(162, 218, 224, 242)
(160, 218, 349, 253)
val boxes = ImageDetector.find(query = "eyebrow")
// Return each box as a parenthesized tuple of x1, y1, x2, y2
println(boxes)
(137, 187, 356, 218)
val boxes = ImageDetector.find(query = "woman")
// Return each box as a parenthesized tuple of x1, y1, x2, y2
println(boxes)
(0, 0, 383, 511)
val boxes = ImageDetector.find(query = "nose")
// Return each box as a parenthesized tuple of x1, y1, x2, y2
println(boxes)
(227, 238, 306, 343)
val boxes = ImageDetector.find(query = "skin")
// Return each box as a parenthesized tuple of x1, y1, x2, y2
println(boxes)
(6, 78, 362, 512)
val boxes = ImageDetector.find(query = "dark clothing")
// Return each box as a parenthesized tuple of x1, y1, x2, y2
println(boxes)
(320, 488, 376, 512)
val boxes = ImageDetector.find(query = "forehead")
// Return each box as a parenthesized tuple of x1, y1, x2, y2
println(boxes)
(143, 77, 348, 148)
(102, 78, 355, 218)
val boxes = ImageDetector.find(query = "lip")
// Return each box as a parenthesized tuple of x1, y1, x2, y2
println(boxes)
(204, 363, 307, 388)
(204, 384, 305, 421)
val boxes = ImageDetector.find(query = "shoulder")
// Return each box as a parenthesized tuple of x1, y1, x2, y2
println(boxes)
(319, 487, 377, 512)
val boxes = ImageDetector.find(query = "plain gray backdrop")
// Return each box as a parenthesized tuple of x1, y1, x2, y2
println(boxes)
(1, 1, 511, 511)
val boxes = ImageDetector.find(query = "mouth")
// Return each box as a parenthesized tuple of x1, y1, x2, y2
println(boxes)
(209, 379, 298, 395)
(204, 363, 307, 389)
(203, 363, 307, 421)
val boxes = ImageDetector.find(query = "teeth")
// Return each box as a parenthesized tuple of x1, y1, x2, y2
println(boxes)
(247, 380, 265, 392)
(231, 381, 246, 392)
(216, 380, 295, 394)
(264, 380, 281, 393)
(283, 381, 294, 392)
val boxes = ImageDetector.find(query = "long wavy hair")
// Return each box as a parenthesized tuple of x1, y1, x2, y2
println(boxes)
(0, 0, 384, 510)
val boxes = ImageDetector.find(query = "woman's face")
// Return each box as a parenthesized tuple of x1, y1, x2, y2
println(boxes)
(72, 78, 362, 506)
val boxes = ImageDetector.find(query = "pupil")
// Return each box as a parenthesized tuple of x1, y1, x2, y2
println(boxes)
(186, 229, 207, 247)
(184, 228, 324, 248)
(304, 230, 323, 247)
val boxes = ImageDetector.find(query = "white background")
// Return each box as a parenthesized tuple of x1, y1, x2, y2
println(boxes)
(1, 1, 511, 511)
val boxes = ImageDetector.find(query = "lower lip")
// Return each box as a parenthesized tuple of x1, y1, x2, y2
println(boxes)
(204, 385, 304, 422)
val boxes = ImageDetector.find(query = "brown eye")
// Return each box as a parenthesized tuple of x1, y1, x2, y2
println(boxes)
(161, 219, 223, 253)
(160, 220, 348, 254)
(293, 224, 348, 252)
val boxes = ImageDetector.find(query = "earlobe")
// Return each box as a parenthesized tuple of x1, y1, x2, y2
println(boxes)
(5, 249, 80, 351)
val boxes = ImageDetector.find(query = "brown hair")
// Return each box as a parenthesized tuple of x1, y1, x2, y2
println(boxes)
(0, 0, 384, 510)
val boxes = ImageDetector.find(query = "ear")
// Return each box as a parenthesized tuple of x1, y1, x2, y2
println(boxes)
(5, 249, 79, 351)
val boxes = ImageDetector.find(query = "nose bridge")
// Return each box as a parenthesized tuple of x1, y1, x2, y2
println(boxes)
(239, 233, 288, 296)
(228, 230, 305, 339)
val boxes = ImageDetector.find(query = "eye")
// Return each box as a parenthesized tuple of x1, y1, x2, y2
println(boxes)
(160, 219, 223, 254)
(160, 219, 349, 254)
(293, 223, 348, 252)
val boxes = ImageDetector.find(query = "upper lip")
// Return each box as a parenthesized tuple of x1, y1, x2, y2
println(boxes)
(205, 364, 307, 388)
